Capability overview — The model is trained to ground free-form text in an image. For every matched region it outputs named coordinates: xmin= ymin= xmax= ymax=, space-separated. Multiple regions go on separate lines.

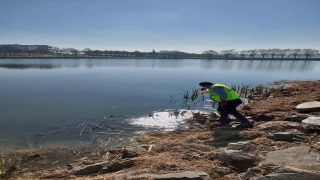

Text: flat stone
xmin=255 ymin=166 xmax=320 ymax=180
xmin=296 ymin=101 xmax=320 ymax=113
xmin=256 ymin=121 xmax=299 ymax=130
xmin=283 ymin=113 xmax=310 ymax=122
xmin=228 ymin=141 xmax=258 ymax=147
xmin=70 ymin=161 xmax=111 ymax=175
xmin=302 ymin=116 xmax=320 ymax=126
xmin=267 ymin=131 xmax=305 ymax=141
xmin=261 ymin=146 xmax=320 ymax=165
xmin=113 ymin=171 xmax=212 ymax=180
xmin=218 ymin=150 xmax=258 ymax=171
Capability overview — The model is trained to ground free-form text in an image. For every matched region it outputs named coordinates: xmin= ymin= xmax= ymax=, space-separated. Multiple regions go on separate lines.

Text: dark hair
xmin=199 ymin=81 xmax=213 ymax=87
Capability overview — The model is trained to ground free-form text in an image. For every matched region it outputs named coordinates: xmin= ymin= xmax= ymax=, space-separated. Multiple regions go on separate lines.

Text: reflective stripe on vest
xmin=208 ymin=83 xmax=239 ymax=102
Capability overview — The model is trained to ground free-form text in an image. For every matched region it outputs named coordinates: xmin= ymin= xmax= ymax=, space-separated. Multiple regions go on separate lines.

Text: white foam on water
xmin=129 ymin=109 xmax=196 ymax=131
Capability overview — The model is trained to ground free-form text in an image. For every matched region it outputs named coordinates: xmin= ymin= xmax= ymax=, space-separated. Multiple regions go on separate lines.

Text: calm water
xmin=1 ymin=59 xmax=320 ymax=151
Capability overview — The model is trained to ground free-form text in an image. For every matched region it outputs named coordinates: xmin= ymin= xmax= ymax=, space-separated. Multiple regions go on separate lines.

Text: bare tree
xmin=202 ymin=50 xmax=218 ymax=59
xmin=239 ymin=50 xmax=247 ymax=59
xmin=302 ymin=49 xmax=319 ymax=59
xmin=69 ymin=48 xmax=78 ymax=56
xmin=220 ymin=49 xmax=236 ymax=59
xmin=289 ymin=49 xmax=302 ymax=59
xmin=51 ymin=47 xmax=60 ymax=54
xmin=82 ymin=48 xmax=92 ymax=57
xmin=248 ymin=49 xmax=258 ymax=59
xmin=258 ymin=49 xmax=268 ymax=58
xmin=278 ymin=49 xmax=289 ymax=59
xmin=268 ymin=48 xmax=278 ymax=59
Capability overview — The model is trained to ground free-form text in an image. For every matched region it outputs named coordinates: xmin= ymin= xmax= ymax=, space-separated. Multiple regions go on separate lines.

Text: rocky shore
xmin=1 ymin=80 xmax=320 ymax=180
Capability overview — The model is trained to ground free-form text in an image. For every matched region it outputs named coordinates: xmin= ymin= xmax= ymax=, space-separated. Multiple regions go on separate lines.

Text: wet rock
xmin=113 ymin=171 xmax=212 ymax=180
xmin=296 ymin=101 xmax=320 ymax=113
xmin=218 ymin=150 xmax=258 ymax=171
xmin=189 ymin=123 xmax=206 ymax=129
xmin=255 ymin=166 xmax=320 ymax=180
xmin=261 ymin=146 xmax=320 ymax=166
xmin=196 ymin=118 xmax=207 ymax=124
xmin=267 ymin=131 xmax=306 ymax=142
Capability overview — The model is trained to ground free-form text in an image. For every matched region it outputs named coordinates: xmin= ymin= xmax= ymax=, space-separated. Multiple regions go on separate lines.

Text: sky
xmin=0 ymin=0 xmax=319 ymax=53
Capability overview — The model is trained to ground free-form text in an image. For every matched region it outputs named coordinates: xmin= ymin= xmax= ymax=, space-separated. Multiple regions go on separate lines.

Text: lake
xmin=1 ymin=59 xmax=320 ymax=151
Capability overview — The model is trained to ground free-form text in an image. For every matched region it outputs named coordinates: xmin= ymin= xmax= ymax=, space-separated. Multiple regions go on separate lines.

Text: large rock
xmin=218 ymin=150 xmax=258 ymax=171
xmin=113 ymin=171 xmax=212 ymax=180
xmin=296 ymin=101 xmax=320 ymax=113
xmin=71 ymin=159 xmax=136 ymax=175
xmin=255 ymin=166 xmax=320 ymax=180
xmin=302 ymin=116 xmax=320 ymax=126
xmin=261 ymin=146 xmax=320 ymax=165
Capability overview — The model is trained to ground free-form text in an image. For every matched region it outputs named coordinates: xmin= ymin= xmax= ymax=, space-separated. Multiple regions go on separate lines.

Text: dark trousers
xmin=217 ymin=98 xmax=250 ymax=124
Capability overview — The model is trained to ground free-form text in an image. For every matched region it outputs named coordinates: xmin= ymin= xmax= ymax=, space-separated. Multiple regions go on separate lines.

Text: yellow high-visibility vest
xmin=208 ymin=83 xmax=239 ymax=102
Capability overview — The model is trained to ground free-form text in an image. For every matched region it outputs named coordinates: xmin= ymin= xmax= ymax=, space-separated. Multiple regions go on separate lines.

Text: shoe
xmin=235 ymin=123 xmax=253 ymax=129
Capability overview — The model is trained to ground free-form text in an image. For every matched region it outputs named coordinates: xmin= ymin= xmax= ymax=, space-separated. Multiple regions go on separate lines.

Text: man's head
xmin=199 ymin=81 xmax=213 ymax=88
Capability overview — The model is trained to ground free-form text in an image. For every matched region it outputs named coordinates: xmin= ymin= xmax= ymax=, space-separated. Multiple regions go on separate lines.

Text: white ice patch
xmin=129 ymin=109 xmax=196 ymax=131
xmin=203 ymin=104 xmax=215 ymax=110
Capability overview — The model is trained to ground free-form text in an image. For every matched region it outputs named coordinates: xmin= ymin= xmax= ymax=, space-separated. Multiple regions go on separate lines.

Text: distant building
xmin=0 ymin=44 xmax=52 ymax=53
xmin=0 ymin=44 xmax=26 ymax=52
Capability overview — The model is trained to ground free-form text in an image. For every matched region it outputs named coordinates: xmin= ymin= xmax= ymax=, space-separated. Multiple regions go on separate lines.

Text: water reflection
xmin=0 ymin=64 xmax=59 ymax=69
xmin=200 ymin=59 xmax=316 ymax=72
xmin=0 ymin=59 xmax=318 ymax=72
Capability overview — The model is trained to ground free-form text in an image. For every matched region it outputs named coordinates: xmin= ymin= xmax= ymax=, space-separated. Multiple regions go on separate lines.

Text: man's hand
xmin=201 ymin=90 xmax=208 ymax=95
xmin=200 ymin=87 xmax=208 ymax=94
xmin=220 ymin=101 xmax=228 ymax=106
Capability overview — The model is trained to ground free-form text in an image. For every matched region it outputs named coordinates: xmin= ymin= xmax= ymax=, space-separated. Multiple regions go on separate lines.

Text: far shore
xmin=1 ymin=56 xmax=320 ymax=61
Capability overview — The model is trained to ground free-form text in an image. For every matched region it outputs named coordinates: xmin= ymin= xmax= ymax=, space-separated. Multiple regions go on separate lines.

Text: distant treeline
xmin=1 ymin=47 xmax=319 ymax=60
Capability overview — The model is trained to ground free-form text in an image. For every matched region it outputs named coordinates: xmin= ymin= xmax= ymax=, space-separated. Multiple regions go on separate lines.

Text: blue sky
xmin=0 ymin=0 xmax=319 ymax=53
